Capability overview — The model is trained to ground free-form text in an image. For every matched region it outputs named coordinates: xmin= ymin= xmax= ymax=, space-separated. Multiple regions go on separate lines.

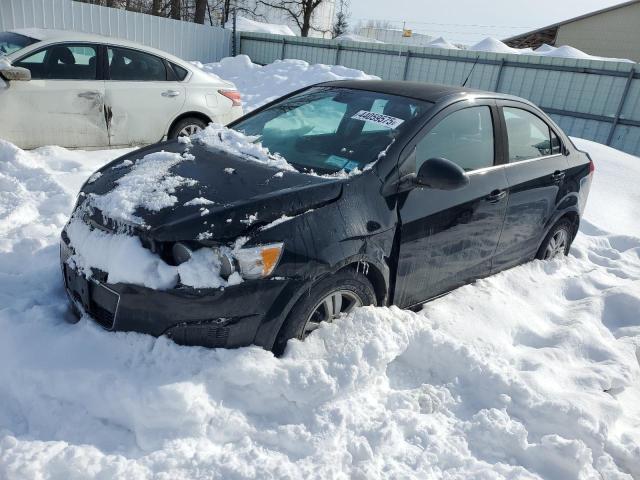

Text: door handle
xmin=551 ymin=170 xmax=566 ymax=182
xmin=162 ymin=90 xmax=181 ymax=97
xmin=78 ymin=91 xmax=101 ymax=99
xmin=485 ymin=189 xmax=507 ymax=203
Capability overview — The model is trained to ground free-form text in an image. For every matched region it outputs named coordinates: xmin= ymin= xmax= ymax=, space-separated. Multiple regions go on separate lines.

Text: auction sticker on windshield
xmin=351 ymin=110 xmax=405 ymax=129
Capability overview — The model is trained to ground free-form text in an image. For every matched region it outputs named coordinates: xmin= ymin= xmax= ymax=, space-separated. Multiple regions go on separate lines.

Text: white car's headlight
xmin=234 ymin=243 xmax=284 ymax=279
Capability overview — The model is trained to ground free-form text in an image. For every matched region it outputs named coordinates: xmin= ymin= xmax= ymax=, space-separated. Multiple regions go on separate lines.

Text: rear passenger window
xmin=504 ymin=107 xmax=559 ymax=162
xmin=171 ymin=63 xmax=189 ymax=81
xmin=108 ymin=47 xmax=167 ymax=81
xmin=15 ymin=44 xmax=97 ymax=80
xmin=416 ymin=106 xmax=494 ymax=172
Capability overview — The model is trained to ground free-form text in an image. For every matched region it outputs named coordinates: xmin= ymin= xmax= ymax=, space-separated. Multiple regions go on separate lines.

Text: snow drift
xmin=0 ymin=132 xmax=639 ymax=478
xmin=193 ymin=55 xmax=379 ymax=112
xmin=226 ymin=15 xmax=296 ymax=36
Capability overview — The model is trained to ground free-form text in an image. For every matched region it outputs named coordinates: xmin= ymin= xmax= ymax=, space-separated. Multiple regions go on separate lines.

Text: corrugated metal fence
xmin=0 ymin=0 xmax=232 ymax=63
xmin=240 ymin=32 xmax=640 ymax=157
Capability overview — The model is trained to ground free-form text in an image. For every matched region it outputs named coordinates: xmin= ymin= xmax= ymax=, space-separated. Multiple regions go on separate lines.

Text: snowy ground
xmin=1 ymin=58 xmax=640 ymax=479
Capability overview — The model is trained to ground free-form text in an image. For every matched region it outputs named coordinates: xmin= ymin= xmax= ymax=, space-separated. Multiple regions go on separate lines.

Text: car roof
xmin=8 ymin=28 xmax=188 ymax=65
xmin=318 ymin=79 xmax=529 ymax=105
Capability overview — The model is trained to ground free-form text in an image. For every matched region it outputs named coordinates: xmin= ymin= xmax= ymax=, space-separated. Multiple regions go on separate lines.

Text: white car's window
xmin=14 ymin=44 xmax=98 ymax=80
xmin=416 ymin=106 xmax=495 ymax=172
xmin=108 ymin=47 xmax=167 ymax=81
xmin=504 ymin=107 xmax=556 ymax=162
xmin=0 ymin=32 xmax=38 ymax=56
xmin=170 ymin=62 xmax=189 ymax=81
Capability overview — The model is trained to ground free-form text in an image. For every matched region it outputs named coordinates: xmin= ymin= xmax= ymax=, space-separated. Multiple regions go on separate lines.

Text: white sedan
xmin=0 ymin=29 xmax=243 ymax=149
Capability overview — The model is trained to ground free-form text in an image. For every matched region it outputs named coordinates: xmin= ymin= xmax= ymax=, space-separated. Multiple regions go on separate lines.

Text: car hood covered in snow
xmin=79 ymin=139 xmax=343 ymax=242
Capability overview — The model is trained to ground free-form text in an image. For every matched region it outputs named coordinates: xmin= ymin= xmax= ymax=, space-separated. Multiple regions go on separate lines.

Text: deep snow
xmin=226 ymin=15 xmax=296 ymax=37
xmin=0 ymin=56 xmax=639 ymax=478
xmin=192 ymin=55 xmax=379 ymax=112
xmin=0 ymin=135 xmax=638 ymax=479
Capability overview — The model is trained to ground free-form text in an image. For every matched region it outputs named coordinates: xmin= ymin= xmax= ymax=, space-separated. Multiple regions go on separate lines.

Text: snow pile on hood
xmin=88 ymin=150 xmax=197 ymax=226
xmin=191 ymin=123 xmax=297 ymax=171
xmin=226 ymin=15 xmax=296 ymax=36
xmin=193 ymin=55 xmax=379 ymax=112
xmin=0 ymin=133 xmax=639 ymax=478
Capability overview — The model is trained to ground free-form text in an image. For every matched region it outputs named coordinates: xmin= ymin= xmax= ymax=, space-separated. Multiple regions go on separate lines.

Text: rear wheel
xmin=274 ymin=269 xmax=376 ymax=355
xmin=536 ymin=219 xmax=574 ymax=260
xmin=168 ymin=117 xmax=207 ymax=139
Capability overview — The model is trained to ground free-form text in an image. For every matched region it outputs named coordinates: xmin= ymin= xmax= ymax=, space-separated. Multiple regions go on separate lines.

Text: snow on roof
xmin=466 ymin=36 xmax=634 ymax=62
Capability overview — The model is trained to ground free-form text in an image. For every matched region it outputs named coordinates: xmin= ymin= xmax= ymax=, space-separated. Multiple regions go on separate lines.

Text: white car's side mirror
xmin=0 ymin=66 xmax=31 ymax=81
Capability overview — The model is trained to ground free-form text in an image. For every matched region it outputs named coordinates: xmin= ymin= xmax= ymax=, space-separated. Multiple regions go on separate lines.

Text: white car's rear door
xmin=0 ymin=43 xmax=108 ymax=149
xmin=104 ymin=46 xmax=185 ymax=147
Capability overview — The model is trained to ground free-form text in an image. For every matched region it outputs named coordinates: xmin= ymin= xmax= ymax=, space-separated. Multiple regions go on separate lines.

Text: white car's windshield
xmin=0 ymin=32 xmax=38 ymax=56
xmin=233 ymin=87 xmax=433 ymax=174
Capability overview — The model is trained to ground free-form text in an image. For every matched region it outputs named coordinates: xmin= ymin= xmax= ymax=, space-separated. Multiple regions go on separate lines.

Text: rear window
xmin=108 ymin=46 xmax=167 ymax=81
xmin=171 ymin=63 xmax=189 ymax=81
xmin=0 ymin=32 xmax=38 ymax=56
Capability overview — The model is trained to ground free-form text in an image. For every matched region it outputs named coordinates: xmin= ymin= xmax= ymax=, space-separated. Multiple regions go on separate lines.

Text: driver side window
xmin=14 ymin=44 xmax=98 ymax=80
xmin=416 ymin=106 xmax=495 ymax=172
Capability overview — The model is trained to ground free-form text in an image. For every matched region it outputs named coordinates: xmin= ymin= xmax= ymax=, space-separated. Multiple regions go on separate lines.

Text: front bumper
xmin=60 ymin=235 xmax=294 ymax=349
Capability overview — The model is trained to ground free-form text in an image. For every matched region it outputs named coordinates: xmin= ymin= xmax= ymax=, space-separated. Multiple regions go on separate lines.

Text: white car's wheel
xmin=169 ymin=117 xmax=207 ymax=140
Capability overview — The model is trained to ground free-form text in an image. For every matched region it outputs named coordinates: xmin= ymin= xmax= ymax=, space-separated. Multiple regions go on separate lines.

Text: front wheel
xmin=536 ymin=219 xmax=574 ymax=260
xmin=274 ymin=269 xmax=376 ymax=355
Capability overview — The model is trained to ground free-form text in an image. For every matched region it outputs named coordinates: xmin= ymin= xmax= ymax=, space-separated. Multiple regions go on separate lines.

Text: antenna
xmin=461 ymin=55 xmax=480 ymax=87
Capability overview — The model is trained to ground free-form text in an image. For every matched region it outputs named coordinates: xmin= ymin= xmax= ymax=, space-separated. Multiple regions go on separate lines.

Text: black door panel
xmin=491 ymin=102 xmax=572 ymax=271
xmin=395 ymin=167 xmax=508 ymax=307
xmin=492 ymin=156 xmax=569 ymax=270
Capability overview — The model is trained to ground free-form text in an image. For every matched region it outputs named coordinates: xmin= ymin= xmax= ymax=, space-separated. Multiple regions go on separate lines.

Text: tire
xmin=168 ymin=117 xmax=207 ymax=139
xmin=273 ymin=269 xmax=376 ymax=355
xmin=536 ymin=218 xmax=574 ymax=260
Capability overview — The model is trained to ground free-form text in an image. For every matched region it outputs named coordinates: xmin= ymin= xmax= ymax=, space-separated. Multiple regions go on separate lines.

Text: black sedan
xmin=60 ymin=81 xmax=594 ymax=354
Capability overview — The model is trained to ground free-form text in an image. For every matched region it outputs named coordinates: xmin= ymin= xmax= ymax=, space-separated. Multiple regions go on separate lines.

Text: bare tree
xmin=73 ymin=0 xmax=257 ymax=26
xmin=170 ymin=0 xmax=181 ymax=19
xmin=151 ymin=0 xmax=162 ymax=16
xmin=194 ymin=0 xmax=207 ymax=23
xmin=256 ymin=0 xmax=327 ymax=37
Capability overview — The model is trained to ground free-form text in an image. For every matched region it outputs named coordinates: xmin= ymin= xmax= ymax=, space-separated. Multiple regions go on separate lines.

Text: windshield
xmin=232 ymin=87 xmax=433 ymax=174
xmin=0 ymin=32 xmax=38 ymax=56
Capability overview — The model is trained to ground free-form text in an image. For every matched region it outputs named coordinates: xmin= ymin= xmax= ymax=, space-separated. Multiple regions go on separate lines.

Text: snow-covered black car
xmin=60 ymin=81 xmax=593 ymax=354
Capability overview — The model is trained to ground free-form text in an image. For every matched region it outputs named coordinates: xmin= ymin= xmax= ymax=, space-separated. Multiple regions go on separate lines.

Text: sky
xmin=348 ymin=0 xmax=627 ymax=45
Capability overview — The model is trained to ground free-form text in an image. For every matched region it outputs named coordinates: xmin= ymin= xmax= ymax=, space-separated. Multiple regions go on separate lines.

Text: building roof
xmin=503 ymin=0 xmax=640 ymax=43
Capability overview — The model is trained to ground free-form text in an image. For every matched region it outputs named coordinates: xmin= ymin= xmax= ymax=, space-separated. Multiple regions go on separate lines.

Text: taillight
xmin=589 ymin=159 xmax=595 ymax=174
xmin=219 ymin=89 xmax=242 ymax=107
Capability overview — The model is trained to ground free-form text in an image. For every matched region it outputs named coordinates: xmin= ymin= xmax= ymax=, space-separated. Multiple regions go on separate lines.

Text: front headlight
xmin=172 ymin=241 xmax=283 ymax=280
xmin=234 ymin=243 xmax=284 ymax=279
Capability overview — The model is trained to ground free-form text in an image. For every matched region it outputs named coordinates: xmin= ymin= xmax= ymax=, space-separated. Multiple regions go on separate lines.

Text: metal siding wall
xmin=0 ymin=0 xmax=232 ymax=62
xmin=621 ymin=79 xmax=640 ymax=121
xmin=240 ymin=32 xmax=640 ymax=157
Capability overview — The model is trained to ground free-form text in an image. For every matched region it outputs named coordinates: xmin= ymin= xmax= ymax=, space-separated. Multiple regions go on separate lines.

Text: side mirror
xmin=415 ymin=157 xmax=469 ymax=190
xmin=0 ymin=66 xmax=31 ymax=81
